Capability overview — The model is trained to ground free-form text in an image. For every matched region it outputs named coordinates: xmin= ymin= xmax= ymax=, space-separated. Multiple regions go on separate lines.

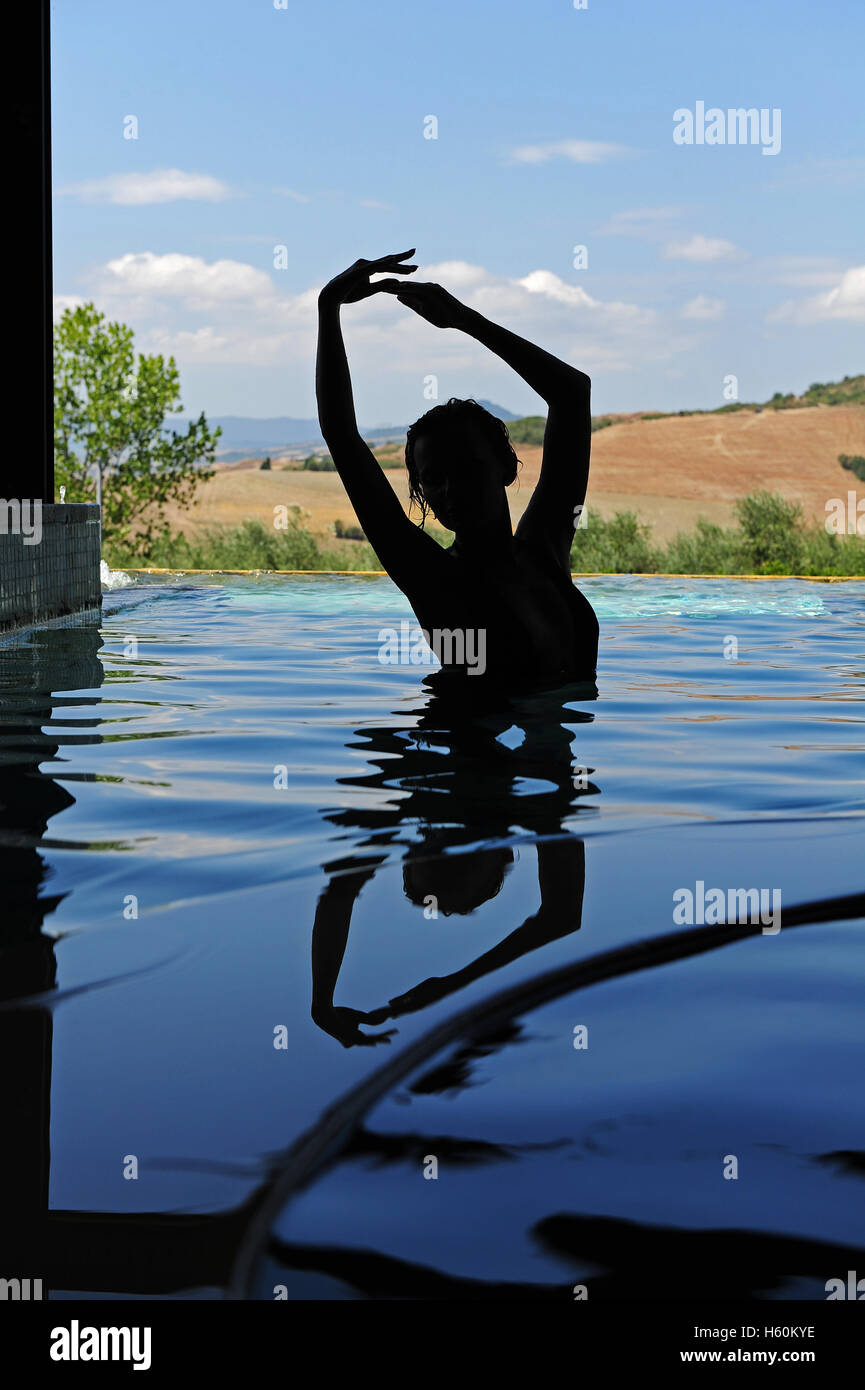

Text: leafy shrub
xmin=333 ymin=518 xmax=366 ymax=541
xmin=300 ymin=454 xmax=336 ymax=471
xmin=506 ymin=416 xmax=547 ymax=446
xmin=571 ymin=511 xmax=660 ymax=572
xmin=840 ymin=454 xmax=865 ymax=482
xmin=661 ymin=519 xmax=743 ymax=574
xmin=734 ymin=491 xmax=806 ymax=573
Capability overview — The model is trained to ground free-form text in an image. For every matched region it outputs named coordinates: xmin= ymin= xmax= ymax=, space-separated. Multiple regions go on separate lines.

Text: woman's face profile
xmin=413 ymin=419 xmax=507 ymax=530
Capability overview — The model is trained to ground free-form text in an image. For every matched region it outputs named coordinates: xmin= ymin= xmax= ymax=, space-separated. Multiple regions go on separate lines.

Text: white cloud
xmin=769 ymin=265 xmax=865 ymax=324
xmin=508 ymin=139 xmax=631 ymax=165
xmin=149 ymin=324 xmax=292 ymax=364
xmin=815 ymin=266 xmax=865 ymax=320
xmin=663 ymin=235 xmax=742 ymax=263
xmin=767 ymin=256 xmax=847 ymax=289
xmin=517 ymin=269 xmax=650 ymax=322
xmin=415 ymin=260 xmax=492 ymax=289
xmin=150 ymin=326 xmax=231 ymax=353
xmin=598 ymin=206 xmax=684 ymax=237
xmin=56 ymin=250 xmax=680 ymax=379
xmin=519 ymin=270 xmax=599 ymax=309
xmin=52 ymin=294 xmax=85 ymax=320
xmin=681 ymin=295 xmax=725 ymax=321
xmin=60 ymin=169 xmax=233 ymax=205
xmin=273 ymin=187 xmax=312 ymax=203
xmin=101 ymin=251 xmax=275 ymax=307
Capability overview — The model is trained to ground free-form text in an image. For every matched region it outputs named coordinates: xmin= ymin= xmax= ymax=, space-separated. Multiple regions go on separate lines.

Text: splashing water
xmin=100 ymin=558 xmax=134 ymax=589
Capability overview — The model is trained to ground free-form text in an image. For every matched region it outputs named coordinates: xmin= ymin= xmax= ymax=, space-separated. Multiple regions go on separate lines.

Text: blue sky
xmin=52 ymin=0 xmax=864 ymax=425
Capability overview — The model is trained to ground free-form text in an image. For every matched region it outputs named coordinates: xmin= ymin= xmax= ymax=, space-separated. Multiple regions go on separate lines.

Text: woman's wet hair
xmin=405 ymin=397 xmax=520 ymax=526
xmin=402 ymin=844 xmax=515 ymax=914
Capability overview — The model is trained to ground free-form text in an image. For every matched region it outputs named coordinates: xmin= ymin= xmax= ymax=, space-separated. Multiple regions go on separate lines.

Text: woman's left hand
xmin=380 ymin=279 xmax=469 ymax=330
xmin=318 ymin=249 xmax=418 ymax=308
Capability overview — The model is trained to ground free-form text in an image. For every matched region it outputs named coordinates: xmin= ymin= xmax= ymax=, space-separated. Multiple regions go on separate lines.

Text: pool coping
xmin=118 ymin=569 xmax=865 ymax=581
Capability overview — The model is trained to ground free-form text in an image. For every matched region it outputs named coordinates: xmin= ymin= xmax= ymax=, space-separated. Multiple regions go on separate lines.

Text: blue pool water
xmin=1 ymin=574 xmax=863 ymax=1299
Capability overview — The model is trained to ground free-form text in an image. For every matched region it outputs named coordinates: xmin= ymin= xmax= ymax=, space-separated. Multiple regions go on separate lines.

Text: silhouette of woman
xmin=316 ymin=249 xmax=599 ymax=688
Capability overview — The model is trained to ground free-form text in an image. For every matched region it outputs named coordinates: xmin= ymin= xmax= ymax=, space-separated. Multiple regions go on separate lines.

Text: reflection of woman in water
xmin=316 ymin=249 xmax=599 ymax=688
xmin=311 ymin=685 xmax=598 ymax=1046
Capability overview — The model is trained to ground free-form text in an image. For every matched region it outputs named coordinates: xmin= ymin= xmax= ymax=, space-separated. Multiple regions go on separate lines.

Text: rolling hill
xmin=157 ymin=392 xmax=864 ymax=546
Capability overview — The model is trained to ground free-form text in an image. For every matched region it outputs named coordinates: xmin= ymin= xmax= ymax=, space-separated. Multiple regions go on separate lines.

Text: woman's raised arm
xmin=386 ymin=278 xmax=591 ymax=567
xmin=315 ymin=252 xmax=441 ymax=583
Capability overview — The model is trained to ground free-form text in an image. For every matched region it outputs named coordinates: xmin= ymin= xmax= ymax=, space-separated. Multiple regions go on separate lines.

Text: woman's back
xmin=406 ymin=537 xmax=598 ymax=687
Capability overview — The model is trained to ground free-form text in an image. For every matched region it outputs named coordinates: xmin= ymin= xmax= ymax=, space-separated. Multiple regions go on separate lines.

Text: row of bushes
xmin=505 ymin=415 xmax=616 ymax=446
xmin=569 ymin=493 xmax=865 ymax=576
xmin=278 ymin=450 xmax=404 ymax=471
xmin=105 ymin=514 xmax=373 ymax=571
xmin=105 ymin=492 xmax=864 ymax=575
xmin=504 ymin=374 xmax=863 ymax=438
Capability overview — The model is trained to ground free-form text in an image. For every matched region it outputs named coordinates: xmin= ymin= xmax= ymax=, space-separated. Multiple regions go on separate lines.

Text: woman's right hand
xmin=318 ymin=249 xmax=418 ymax=308
xmin=311 ymin=1002 xmax=397 ymax=1048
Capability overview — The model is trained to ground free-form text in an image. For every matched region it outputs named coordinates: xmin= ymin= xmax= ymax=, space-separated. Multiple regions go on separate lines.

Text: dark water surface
xmin=1 ymin=575 xmax=863 ymax=1299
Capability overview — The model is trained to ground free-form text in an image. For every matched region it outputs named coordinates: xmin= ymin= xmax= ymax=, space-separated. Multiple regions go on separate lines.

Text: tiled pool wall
xmin=0 ymin=503 xmax=102 ymax=633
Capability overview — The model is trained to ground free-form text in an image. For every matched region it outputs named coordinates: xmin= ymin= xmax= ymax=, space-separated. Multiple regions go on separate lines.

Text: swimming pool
xmin=2 ymin=574 xmax=863 ymax=1298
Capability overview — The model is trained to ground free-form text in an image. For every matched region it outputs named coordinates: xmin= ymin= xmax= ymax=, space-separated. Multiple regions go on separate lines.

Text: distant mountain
xmin=183 ymin=415 xmax=322 ymax=452
xmin=177 ymin=400 xmax=519 ymax=458
xmin=476 ymin=399 xmax=520 ymax=420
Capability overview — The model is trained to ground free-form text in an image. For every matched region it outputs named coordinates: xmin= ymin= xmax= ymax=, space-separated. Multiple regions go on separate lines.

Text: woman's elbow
xmin=550 ymin=370 xmax=590 ymax=405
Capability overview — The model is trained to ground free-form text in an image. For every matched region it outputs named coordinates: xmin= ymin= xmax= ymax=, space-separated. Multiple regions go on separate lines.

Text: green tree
xmin=54 ymin=302 xmax=220 ymax=558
